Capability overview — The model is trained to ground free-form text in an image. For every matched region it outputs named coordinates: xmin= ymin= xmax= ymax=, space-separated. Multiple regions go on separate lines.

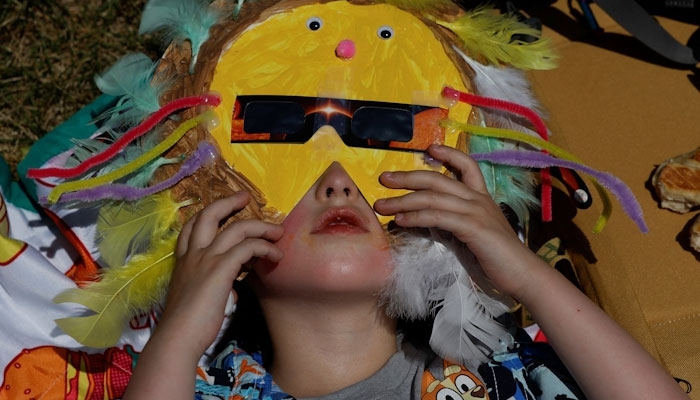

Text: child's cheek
xmin=253 ymin=228 xmax=394 ymax=297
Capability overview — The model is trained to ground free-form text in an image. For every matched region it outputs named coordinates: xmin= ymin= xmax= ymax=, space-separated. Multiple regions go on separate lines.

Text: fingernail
xmin=424 ymin=155 xmax=443 ymax=167
xmin=395 ymin=213 xmax=404 ymax=222
xmin=374 ymin=199 xmax=385 ymax=206
xmin=381 ymin=172 xmax=396 ymax=182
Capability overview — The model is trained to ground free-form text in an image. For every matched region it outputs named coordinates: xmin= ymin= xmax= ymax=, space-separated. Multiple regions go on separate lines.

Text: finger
xmin=209 ymin=220 xmax=284 ymax=255
xmin=189 ymin=192 xmax=250 ymax=250
xmin=393 ymin=208 xmax=480 ymax=239
xmin=427 ymin=144 xmax=489 ymax=194
xmin=177 ymin=214 xmax=197 ymax=257
xmin=216 ymin=238 xmax=284 ymax=281
xmin=379 ymin=170 xmax=476 ymax=200
xmin=374 ymin=190 xmax=475 ymax=216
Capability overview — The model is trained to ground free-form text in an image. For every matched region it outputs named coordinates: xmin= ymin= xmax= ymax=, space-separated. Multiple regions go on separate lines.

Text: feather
xmin=455 ymin=47 xmax=543 ymax=114
xmin=453 ymin=47 xmax=547 ymax=141
xmin=139 ymin=0 xmax=225 ymax=74
xmin=95 ymin=191 xmax=191 ymax=268
xmin=469 ymin=132 xmax=538 ymax=224
xmin=429 ymin=269 xmax=510 ymax=369
xmin=93 ymin=53 xmax=170 ymax=132
xmin=54 ymin=234 xmax=178 ymax=348
xmin=383 ymin=232 xmax=454 ymax=319
xmin=233 ymin=0 xmax=245 ymax=18
xmin=57 ymin=142 xmax=218 ymax=203
xmin=383 ymin=229 xmax=510 ymax=368
xmin=435 ymin=7 xmax=558 ymax=70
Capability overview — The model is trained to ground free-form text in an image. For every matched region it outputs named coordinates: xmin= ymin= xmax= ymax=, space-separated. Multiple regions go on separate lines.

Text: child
xmin=7 ymin=0 xmax=687 ymax=398
xmin=122 ymin=145 xmax=687 ymax=399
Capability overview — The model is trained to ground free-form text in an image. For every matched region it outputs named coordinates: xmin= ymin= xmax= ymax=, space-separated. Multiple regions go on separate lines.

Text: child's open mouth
xmin=310 ymin=207 xmax=369 ymax=235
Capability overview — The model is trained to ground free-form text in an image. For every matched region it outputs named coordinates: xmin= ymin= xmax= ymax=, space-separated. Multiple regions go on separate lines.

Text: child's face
xmin=253 ymin=162 xmax=393 ymax=299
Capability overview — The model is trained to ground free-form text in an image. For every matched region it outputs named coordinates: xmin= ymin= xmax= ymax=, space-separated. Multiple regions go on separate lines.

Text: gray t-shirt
xmin=302 ymin=342 xmax=429 ymax=400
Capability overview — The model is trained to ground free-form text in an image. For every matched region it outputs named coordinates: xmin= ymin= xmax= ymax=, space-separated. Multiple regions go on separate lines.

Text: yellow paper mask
xmin=208 ymin=1 xmax=472 ymax=223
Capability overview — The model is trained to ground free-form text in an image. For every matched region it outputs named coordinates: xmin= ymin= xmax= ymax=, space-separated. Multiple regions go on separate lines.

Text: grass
xmin=0 ymin=0 xmax=160 ymax=176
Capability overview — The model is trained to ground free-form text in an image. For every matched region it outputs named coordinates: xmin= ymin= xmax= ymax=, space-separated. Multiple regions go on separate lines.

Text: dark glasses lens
xmin=351 ymin=107 xmax=413 ymax=142
xmin=243 ymin=101 xmax=305 ymax=135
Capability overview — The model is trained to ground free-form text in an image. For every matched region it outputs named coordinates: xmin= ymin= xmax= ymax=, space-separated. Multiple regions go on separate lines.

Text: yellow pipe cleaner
xmin=444 ymin=120 xmax=612 ymax=233
xmin=47 ymin=111 xmax=216 ymax=204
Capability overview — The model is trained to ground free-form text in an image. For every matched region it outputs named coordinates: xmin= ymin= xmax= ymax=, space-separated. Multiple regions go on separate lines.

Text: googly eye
xmin=377 ymin=25 xmax=394 ymax=39
xmin=306 ymin=17 xmax=323 ymax=31
xmin=436 ymin=388 xmax=462 ymax=400
xmin=454 ymin=375 xmax=477 ymax=394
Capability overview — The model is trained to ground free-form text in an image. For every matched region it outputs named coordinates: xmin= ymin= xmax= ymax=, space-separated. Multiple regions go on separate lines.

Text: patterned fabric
xmin=0 ymin=96 xmax=153 ymax=400
xmin=196 ymin=335 xmax=583 ymax=400
xmin=196 ymin=343 xmax=292 ymax=400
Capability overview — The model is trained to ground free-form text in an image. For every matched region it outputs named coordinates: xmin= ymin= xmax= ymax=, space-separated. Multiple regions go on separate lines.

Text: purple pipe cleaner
xmin=470 ymin=150 xmax=648 ymax=233
xmin=55 ymin=142 xmax=219 ymax=203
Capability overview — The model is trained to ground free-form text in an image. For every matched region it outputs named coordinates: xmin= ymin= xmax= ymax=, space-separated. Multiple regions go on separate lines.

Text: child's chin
xmin=256 ymin=257 xmax=393 ymax=300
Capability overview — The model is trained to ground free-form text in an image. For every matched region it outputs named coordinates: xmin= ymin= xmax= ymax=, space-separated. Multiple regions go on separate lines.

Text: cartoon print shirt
xmin=194 ymin=331 xmax=584 ymax=400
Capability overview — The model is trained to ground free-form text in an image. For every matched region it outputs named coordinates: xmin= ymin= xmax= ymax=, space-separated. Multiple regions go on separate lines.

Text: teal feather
xmin=93 ymin=53 xmax=170 ymax=132
xmin=469 ymin=135 xmax=538 ymax=223
xmin=234 ymin=0 xmax=246 ymax=18
xmin=139 ymin=0 xmax=225 ymax=74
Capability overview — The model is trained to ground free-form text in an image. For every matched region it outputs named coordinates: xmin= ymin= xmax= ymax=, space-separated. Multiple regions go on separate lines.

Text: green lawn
xmin=0 ymin=0 xmax=159 ymax=176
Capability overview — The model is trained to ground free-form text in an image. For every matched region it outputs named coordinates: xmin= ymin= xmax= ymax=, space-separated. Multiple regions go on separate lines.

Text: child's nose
xmin=335 ymin=39 xmax=356 ymax=60
xmin=315 ymin=162 xmax=360 ymax=202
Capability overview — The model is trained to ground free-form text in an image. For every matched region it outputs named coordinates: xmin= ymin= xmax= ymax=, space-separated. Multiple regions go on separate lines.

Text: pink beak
xmin=335 ymin=39 xmax=356 ymax=60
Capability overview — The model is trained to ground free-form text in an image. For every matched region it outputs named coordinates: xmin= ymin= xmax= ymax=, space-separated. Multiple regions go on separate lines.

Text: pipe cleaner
xmin=55 ymin=142 xmax=218 ymax=203
xmin=46 ymin=111 xmax=217 ymax=204
xmin=444 ymin=120 xmax=613 ymax=233
xmin=28 ymin=93 xmax=221 ymax=180
xmin=470 ymin=150 xmax=647 ymax=233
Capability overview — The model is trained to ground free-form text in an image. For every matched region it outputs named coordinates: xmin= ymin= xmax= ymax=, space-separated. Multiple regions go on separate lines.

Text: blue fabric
xmin=195 ymin=341 xmax=292 ymax=400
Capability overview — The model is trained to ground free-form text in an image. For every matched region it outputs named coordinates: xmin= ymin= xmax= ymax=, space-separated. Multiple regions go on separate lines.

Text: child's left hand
xmin=373 ymin=144 xmax=541 ymax=299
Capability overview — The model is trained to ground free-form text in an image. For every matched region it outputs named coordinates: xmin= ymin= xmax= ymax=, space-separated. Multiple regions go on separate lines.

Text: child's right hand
xmin=157 ymin=192 xmax=284 ymax=360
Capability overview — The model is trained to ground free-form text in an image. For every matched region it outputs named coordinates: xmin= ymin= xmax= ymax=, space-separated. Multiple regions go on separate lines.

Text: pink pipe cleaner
xmin=52 ymin=142 xmax=218 ymax=203
xmin=470 ymin=150 xmax=648 ymax=233
xmin=27 ymin=93 xmax=221 ymax=180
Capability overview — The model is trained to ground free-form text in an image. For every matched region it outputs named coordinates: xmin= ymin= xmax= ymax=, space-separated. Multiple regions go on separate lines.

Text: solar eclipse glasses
xmin=230 ymin=95 xmax=448 ymax=152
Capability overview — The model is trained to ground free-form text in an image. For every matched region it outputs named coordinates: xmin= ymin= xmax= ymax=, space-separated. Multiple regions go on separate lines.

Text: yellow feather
xmin=434 ymin=7 xmax=558 ymax=70
xmin=96 ymin=191 xmax=192 ymax=268
xmin=54 ymin=234 xmax=177 ymax=348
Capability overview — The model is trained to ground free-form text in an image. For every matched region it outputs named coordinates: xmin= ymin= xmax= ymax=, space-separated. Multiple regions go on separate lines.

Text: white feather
xmin=455 ymin=46 xmax=541 ymax=111
xmin=454 ymin=46 xmax=552 ymax=141
xmin=382 ymin=229 xmax=510 ymax=368
xmin=429 ymin=268 xmax=510 ymax=369
xmin=383 ymin=233 xmax=451 ymax=319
